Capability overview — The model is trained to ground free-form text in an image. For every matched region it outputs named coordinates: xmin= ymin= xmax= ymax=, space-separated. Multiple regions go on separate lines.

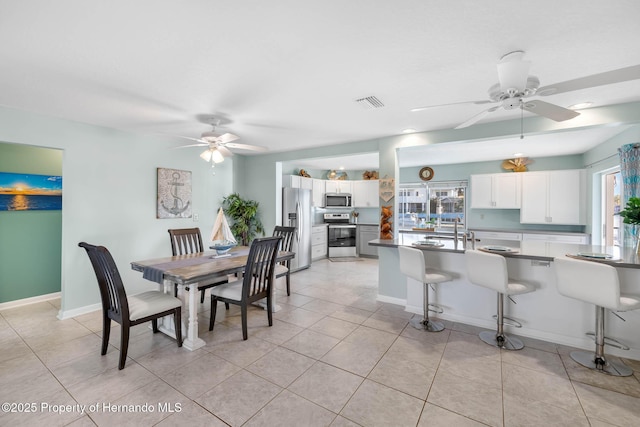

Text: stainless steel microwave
xmin=324 ymin=193 xmax=352 ymax=207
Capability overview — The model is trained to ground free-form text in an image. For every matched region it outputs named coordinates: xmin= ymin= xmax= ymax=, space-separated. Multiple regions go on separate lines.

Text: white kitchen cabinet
xmin=312 ymin=178 xmax=325 ymax=207
xmin=326 ymin=180 xmax=352 ymax=193
xmin=357 ymin=225 xmax=379 ymax=257
xmin=522 ymin=233 xmax=590 ymax=244
xmin=352 ymin=180 xmax=379 ymax=207
xmin=520 ymin=169 xmax=586 ymax=225
xmin=285 ymin=175 xmax=313 ymax=190
xmin=470 ymin=173 xmax=521 ymax=209
xmin=311 ymin=225 xmax=328 ymax=260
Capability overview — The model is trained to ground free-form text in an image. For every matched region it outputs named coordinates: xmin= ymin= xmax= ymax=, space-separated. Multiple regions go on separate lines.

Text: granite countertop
xmin=369 ymin=239 xmax=640 ymax=269
xmin=469 ymin=227 xmax=590 ymax=237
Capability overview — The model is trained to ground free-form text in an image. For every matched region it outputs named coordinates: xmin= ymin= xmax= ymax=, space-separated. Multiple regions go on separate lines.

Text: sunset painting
xmin=0 ymin=172 xmax=62 ymax=211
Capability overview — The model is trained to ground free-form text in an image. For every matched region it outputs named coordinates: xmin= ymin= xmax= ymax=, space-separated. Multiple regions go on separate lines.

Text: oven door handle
xmin=328 ymin=225 xmax=356 ymax=228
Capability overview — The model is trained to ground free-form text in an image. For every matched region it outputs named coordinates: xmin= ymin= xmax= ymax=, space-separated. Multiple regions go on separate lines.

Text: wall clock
xmin=419 ymin=166 xmax=434 ymax=181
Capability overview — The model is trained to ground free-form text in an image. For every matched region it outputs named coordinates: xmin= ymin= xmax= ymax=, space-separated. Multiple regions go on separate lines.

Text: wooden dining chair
xmin=272 ymin=226 xmax=296 ymax=295
xmin=78 ymin=242 xmax=183 ymax=370
xmin=168 ymin=227 xmax=229 ymax=306
xmin=209 ymin=236 xmax=282 ymax=340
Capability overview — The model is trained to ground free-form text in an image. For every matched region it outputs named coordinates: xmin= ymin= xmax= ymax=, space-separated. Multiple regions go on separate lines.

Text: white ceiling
xmin=1 ymin=1 xmax=639 ymax=167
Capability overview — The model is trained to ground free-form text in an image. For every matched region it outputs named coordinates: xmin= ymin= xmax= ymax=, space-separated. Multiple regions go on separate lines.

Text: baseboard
xmin=376 ymin=294 xmax=406 ymax=306
xmin=0 ymin=292 xmax=60 ymax=311
xmin=57 ymin=302 xmax=101 ymax=320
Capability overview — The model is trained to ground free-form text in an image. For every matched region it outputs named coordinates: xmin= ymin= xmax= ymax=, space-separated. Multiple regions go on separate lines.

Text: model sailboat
xmin=210 ymin=207 xmax=237 ymax=244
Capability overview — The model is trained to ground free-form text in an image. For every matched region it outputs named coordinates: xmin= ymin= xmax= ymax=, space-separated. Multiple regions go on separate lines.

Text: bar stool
xmin=465 ymin=249 xmax=535 ymax=350
xmin=554 ymin=256 xmax=640 ymax=376
xmin=399 ymin=246 xmax=452 ymax=332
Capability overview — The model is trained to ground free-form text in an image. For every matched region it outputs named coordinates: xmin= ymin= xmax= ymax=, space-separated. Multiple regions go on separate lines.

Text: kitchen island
xmin=370 ymin=238 xmax=640 ymax=360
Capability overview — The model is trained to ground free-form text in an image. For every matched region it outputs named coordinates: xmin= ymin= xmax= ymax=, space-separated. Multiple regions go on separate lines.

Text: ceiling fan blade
xmin=217 ymin=146 xmax=234 ymax=157
xmin=224 ymin=142 xmax=268 ymax=152
xmin=538 ymin=64 xmax=640 ymax=96
xmin=522 ymin=100 xmax=580 ymax=122
xmin=411 ymin=99 xmax=492 ymax=112
xmin=454 ymin=106 xmax=500 ymax=129
xmin=216 ymin=132 xmax=240 ymax=144
xmin=174 ymin=142 xmax=208 ymax=148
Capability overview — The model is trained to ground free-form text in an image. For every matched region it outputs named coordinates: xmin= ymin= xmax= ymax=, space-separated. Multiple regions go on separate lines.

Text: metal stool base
xmin=570 ymin=351 xmax=633 ymax=377
xmin=479 ymin=330 xmax=524 ymax=350
xmin=410 ymin=317 xmax=445 ymax=332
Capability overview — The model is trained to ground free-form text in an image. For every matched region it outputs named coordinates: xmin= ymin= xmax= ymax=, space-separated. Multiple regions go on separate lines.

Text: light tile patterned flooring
xmin=1 ymin=258 xmax=640 ymax=426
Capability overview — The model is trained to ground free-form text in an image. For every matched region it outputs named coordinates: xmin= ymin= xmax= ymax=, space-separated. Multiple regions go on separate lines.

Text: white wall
xmin=0 ymin=106 xmax=234 ymax=318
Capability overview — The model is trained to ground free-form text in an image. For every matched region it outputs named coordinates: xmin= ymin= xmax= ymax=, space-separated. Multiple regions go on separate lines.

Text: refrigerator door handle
xmin=295 ymin=202 xmax=301 ymax=241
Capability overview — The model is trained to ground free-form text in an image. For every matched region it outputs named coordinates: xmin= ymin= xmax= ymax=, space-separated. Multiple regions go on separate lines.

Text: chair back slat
xmin=78 ymin=242 xmax=129 ymax=323
xmin=243 ymin=236 xmax=281 ymax=302
xmin=168 ymin=228 xmax=205 ymax=255
xmin=272 ymin=226 xmax=295 ymax=266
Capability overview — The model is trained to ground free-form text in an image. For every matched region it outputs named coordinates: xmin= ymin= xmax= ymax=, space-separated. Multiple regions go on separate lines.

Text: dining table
xmin=131 ymin=246 xmax=295 ymax=351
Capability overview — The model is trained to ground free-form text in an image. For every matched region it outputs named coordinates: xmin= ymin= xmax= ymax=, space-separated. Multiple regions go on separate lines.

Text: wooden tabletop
xmin=131 ymin=246 xmax=295 ymax=285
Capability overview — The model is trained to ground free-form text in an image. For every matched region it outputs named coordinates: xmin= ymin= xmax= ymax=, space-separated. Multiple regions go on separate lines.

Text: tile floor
xmin=1 ymin=258 xmax=640 ymax=426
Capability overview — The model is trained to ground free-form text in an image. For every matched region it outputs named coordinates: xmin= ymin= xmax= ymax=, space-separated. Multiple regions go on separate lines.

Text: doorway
xmin=602 ymin=168 xmax=621 ymax=246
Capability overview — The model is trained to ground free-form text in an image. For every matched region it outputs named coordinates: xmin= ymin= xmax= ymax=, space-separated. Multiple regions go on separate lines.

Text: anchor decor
xmin=157 ymin=168 xmax=192 ymax=219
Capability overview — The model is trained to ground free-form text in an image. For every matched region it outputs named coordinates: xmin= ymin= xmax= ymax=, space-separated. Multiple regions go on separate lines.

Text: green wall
xmin=0 ymin=143 xmax=63 ymax=303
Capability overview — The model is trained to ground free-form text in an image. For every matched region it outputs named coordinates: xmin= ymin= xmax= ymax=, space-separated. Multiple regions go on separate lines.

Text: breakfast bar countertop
xmin=369 ymin=238 xmax=640 ymax=269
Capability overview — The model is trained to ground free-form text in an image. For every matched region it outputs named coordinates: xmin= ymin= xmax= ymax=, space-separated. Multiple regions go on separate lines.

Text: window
xmin=398 ymin=181 xmax=467 ymax=230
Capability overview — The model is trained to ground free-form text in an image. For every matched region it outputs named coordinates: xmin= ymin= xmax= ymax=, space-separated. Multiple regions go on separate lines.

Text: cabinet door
xmin=312 ymin=179 xmax=325 ymax=207
xmin=325 ymin=181 xmax=339 ymax=193
xmin=300 ymin=176 xmax=313 ymax=190
xmin=520 ymin=172 xmax=548 ymax=223
xmin=337 ymin=180 xmax=352 ymax=194
xmin=352 ymin=180 xmax=379 ymax=207
xmin=494 ymin=174 xmax=521 ymax=208
xmin=470 ymin=174 xmax=494 ymax=208
xmin=286 ymin=175 xmax=301 ymax=188
xmin=548 ymin=169 xmax=585 ymax=224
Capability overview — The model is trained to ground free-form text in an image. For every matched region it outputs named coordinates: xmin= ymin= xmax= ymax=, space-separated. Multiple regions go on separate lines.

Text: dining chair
xmin=168 ymin=227 xmax=229 ymax=306
xmin=272 ymin=226 xmax=296 ymax=295
xmin=78 ymin=242 xmax=183 ymax=370
xmin=209 ymin=236 xmax=282 ymax=340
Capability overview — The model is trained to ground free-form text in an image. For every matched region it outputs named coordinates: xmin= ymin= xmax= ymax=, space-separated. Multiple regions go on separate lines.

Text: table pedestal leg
xmin=156 ymin=281 xmax=205 ymax=351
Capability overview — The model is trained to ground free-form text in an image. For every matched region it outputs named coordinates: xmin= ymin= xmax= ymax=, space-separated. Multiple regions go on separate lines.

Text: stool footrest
xmin=428 ymin=303 xmax=444 ymax=314
xmin=585 ymin=332 xmax=630 ymax=351
xmin=492 ymin=314 xmax=523 ymax=328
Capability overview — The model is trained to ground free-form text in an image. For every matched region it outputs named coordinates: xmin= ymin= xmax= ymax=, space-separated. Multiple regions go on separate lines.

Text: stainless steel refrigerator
xmin=282 ymin=187 xmax=312 ymax=272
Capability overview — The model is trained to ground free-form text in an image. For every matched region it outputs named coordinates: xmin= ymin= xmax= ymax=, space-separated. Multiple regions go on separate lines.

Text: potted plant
xmin=222 ymin=193 xmax=265 ymax=246
xmin=618 ymin=196 xmax=640 ymax=253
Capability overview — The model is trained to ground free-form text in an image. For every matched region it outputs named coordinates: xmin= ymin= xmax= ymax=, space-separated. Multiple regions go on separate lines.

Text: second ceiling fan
xmin=412 ymin=51 xmax=640 ymax=129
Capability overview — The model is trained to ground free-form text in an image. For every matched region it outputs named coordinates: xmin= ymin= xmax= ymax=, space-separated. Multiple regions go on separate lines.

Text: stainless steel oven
xmin=325 ymin=213 xmax=357 ymax=257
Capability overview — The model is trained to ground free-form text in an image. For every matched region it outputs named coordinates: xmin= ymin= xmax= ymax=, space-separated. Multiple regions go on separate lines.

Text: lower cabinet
xmin=312 ymin=225 xmax=327 ymax=260
xmin=357 ymin=225 xmax=379 ymax=257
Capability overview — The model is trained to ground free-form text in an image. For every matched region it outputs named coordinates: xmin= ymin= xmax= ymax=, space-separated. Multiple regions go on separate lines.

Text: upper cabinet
xmin=285 ymin=175 xmax=313 ymax=190
xmin=470 ymin=173 xmax=521 ymax=209
xmin=325 ymin=180 xmax=352 ymax=194
xmin=312 ymin=178 xmax=325 ymax=207
xmin=520 ymin=169 xmax=586 ymax=225
xmin=352 ymin=180 xmax=379 ymax=208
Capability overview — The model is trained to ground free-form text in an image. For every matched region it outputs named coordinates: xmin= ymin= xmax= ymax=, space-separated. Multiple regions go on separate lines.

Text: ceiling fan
xmin=176 ymin=118 xmax=267 ymax=163
xmin=412 ymin=51 xmax=640 ymax=130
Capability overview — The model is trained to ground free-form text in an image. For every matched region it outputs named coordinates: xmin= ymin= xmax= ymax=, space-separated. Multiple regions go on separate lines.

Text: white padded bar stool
xmin=554 ymin=256 xmax=640 ymax=376
xmin=465 ymin=249 xmax=535 ymax=350
xmin=399 ymin=246 xmax=452 ymax=332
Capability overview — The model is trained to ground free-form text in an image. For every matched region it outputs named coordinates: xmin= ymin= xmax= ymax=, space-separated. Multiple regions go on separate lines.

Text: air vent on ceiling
xmin=355 ymin=95 xmax=384 ymax=109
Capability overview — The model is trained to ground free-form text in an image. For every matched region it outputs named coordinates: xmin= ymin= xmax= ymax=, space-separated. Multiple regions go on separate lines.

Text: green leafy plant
xmin=222 ymin=193 xmax=265 ymax=246
xmin=619 ymin=197 xmax=640 ymax=225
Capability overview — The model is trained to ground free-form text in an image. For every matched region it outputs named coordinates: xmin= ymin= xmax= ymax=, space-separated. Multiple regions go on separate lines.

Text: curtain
xmin=618 ymin=143 xmax=640 ymax=246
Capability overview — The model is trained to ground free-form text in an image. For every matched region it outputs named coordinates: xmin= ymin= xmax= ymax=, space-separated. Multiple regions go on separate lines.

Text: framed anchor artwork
xmin=157 ymin=167 xmax=192 ymax=219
